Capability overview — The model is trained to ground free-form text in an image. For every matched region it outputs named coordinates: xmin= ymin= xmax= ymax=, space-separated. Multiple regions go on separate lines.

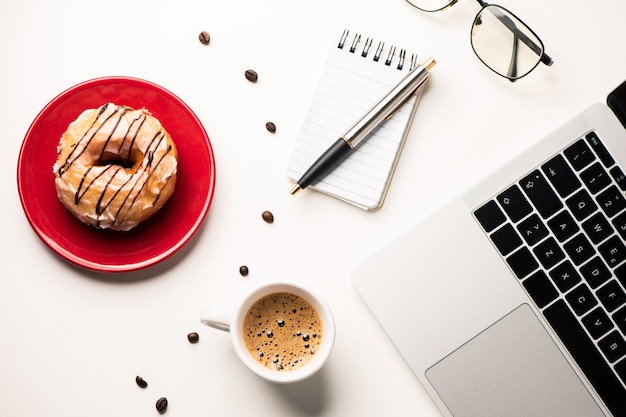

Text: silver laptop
xmin=352 ymin=83 xmax=626 ymax=417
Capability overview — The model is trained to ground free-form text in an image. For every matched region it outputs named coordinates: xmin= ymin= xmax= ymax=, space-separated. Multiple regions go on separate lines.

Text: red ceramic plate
xmin=17 ymin=77 xmax=216 ymax=272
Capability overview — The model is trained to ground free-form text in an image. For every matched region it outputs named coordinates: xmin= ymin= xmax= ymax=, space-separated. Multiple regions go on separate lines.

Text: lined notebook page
xmin=286 ymin=32 xmax=421 ymax=210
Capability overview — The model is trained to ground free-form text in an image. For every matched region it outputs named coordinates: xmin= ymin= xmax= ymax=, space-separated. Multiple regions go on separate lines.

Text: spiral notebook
xmin=286 ymin=29 xmax=423 ymax=210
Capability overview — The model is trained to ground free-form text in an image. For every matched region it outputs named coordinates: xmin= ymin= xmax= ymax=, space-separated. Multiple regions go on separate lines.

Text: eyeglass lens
xmin=471 ymin=5 xmax=544 ymax=80
xmin=405 ymin=0 xmax=548 ymax=80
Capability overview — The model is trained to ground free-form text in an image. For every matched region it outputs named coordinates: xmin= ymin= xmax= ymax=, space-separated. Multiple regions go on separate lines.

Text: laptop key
xmin=517 ymin=214 xmax=549 ymax=246
xmin=520 ymin=170 xmax=563 ymax=219
xmin=549 ymin=261 xmax=582 ymax=293
xmin=614 ymin=306 xmax=626 ymax=334
xmin=617 ymin=358 xmax=626 ymax=385
xmin=599 ymin=330 xmax=626 ymax=363
xmin=566 ymin=284 xmax=598 ymax=316
xmin=522 ymin=270 xmax=558 ymax=308
xmin=564 ymin=139 xmax=595 ymax=171
xmin=541 ymin=154 xmax=581 ymax=198
xmin=613 ymin=211 xmax=626 ymax=240
xmin=580 ymin=257 xmax=611 ymax=289
xmin=564 ymin=233 xmax=596 ymax=266
xmin=598 ymin=235 xmax=626 ymax=267
xmin=547 ymin=210 xmax=579 ymax=242
xmin=597 ymin=185 xmax=626 ymax=218
xmin=617 ymin=263 xmax=626 ymax=287
xmin=506 ymin=247 xmax=539 ymax=279
xmin=581 ymin=307 xmax=614 ymax=339
xmin=610 ymin=166 xmax=626 ymax=191
xmin=566 ymin=189 xmax=597 ymax=221
xmin=597 ymin=280 xmax=626 ymax=312
xmin=581 ymin=162 xmax=611 ymax=194
xmin=543 ymin=300 xmax=626 ymax=417
xmin=490 ymin=224 xmax=522 ymax=256
xmin=533 ymin=237 xmax=565 ymax=269
xmin=582 ymin=212 xmax=613 ymax=244
xmin=497 ymin=185 xmax=532 ymax=223
xmin=474 ymin=200 xmax=506 ymax=233
xmin=585 ymin=131 xmax=615 ymax=167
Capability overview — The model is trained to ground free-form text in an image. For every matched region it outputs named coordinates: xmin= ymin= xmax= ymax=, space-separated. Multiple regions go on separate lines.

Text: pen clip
xmin=384 ymin=82 xmax=426 ymax=121
xmin=384 ymin=56 xmax=435 ymax=121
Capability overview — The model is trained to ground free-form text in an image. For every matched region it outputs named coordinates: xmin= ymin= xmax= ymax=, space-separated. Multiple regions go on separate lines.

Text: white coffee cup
xmin=200 ymin=282 xmax=335 ymax=384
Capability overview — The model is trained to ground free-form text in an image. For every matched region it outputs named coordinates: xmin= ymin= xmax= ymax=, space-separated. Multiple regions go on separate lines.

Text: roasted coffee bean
xmin=198 ymin=31 xmax=211 ymax=45
xmin=265 ymin=122 xmax=276 ymax=133
xmin=187 ymin=332 xmax=199 ymax=343
xmin=261 ymin=210 xmax=274 ymax=223
xmin=156 ymin=397 xmax=168 ymax=414
xmin=245 ymin=69 xmax=258 ymax=83
xmin=239 ymin=265 xmax=249 ymax=276
xmin=135 ymin=375 xmax=148 ymax=389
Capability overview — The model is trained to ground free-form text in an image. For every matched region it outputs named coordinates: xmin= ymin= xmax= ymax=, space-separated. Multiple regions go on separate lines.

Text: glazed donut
xmin=53 ymin=103 xmax=178 ymax=231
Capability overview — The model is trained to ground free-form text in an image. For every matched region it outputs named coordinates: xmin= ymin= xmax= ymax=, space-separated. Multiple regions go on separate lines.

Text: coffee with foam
xmin=242 ymin=292 xmax=323 ymax=371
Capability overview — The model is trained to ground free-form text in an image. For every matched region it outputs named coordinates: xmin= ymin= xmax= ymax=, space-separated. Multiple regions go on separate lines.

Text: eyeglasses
xmin=405 ymin=0 xmax=553 ymax=81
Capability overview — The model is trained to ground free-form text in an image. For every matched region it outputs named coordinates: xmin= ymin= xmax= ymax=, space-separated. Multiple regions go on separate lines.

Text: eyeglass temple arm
xmin=507 ymin=36 xmax=519 ymax=81
xmin=478 ymin=1 xmax=553 ymax=67
xmin=507 ymin=33 xmax=553 ymax=83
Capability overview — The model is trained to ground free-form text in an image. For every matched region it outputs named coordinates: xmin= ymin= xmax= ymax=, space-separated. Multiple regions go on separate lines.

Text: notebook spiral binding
xmin=337 ymin=29 xmax=417 ymax=71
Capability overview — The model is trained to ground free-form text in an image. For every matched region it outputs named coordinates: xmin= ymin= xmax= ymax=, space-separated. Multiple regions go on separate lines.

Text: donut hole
xmin=99 ymin=150 xmax=144 ymax=173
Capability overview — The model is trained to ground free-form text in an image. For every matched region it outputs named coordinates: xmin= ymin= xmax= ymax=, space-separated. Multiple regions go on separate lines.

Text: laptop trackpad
xmin=425 ymin=304 xmax=605 ymax=417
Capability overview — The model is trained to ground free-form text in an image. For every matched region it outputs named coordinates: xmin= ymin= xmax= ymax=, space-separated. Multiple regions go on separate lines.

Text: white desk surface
xmin=2 ymin=0 xmax=626 ymax=415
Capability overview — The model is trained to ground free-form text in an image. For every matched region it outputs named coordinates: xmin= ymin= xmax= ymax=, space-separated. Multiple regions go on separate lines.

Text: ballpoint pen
xmin=290 ymin=56 xmax=436 ymax=195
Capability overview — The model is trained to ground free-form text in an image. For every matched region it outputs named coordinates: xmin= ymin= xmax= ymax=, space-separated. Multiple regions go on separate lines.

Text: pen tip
xmin=290 ymin=184 xmax=302 ymax=195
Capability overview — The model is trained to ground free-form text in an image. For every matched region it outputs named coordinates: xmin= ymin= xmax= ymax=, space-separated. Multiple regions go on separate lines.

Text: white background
xmin=2 ymin=0 xmax=626 ymax=415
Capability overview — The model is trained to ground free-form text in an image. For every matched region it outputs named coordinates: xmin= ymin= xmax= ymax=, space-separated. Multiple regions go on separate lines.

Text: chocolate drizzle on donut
xmin=57 ymin=103 xmax=120 ymax=177
xmin=104 ymin=133 xmax=172 ymax=228
xmin=54 ymin=103 xmax=177 ymax=230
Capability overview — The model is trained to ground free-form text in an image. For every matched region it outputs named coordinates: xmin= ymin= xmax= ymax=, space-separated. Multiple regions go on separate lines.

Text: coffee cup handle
xmin=200 ymin=306 xmax=231 ymax=332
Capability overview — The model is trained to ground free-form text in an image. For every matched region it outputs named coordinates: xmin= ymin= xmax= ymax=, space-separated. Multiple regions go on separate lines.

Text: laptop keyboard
xmin=474 ymin=131 xmax=626 ymax=416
